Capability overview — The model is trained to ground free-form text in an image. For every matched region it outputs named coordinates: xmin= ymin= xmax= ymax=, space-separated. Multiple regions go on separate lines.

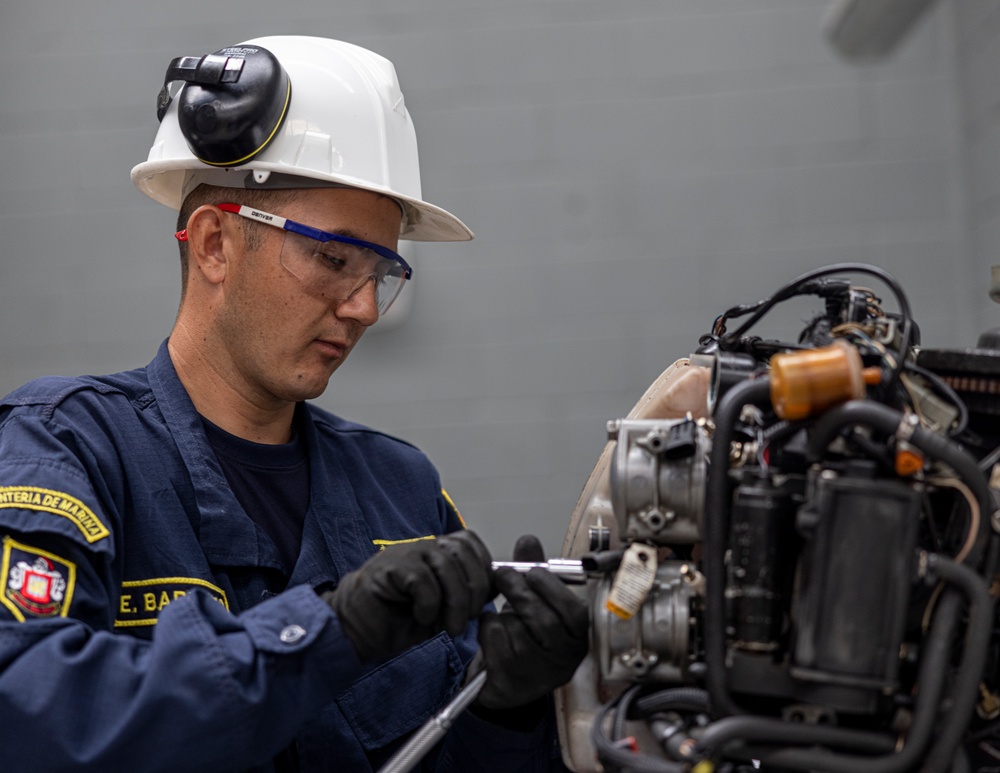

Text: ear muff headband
xmin=156 ymin=45 xmax=291 ymax=168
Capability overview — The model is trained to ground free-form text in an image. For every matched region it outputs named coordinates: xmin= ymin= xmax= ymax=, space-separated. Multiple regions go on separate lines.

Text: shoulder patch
xmin=0 ymin=486 xmax=109 ymax=543
xmin=0 ymin=536 xmax=76 ymax=621
xmin=115 ymin=577 xmax=229 ymax=628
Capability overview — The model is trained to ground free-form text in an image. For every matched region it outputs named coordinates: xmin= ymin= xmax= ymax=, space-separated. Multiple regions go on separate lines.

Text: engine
xmin=556 ymin=263 xmax=1000 ymax=773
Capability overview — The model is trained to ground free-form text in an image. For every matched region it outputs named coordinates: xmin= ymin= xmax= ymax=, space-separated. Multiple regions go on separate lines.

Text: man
xmin=0 ymin=36 xmax=588 ymax=771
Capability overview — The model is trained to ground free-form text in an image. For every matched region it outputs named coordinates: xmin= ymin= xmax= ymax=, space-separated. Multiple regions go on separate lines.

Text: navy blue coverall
xmin=0 ymin=341 xmax=560 ymax=771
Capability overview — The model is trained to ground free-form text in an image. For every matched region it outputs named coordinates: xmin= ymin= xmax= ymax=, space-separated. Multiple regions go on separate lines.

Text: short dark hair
xmin=175 ymin=184 xmax=302 ymax=297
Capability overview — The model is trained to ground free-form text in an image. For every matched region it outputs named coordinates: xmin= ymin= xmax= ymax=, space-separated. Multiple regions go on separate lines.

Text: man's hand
xmin=324 ymin=530 xmax=493 ymax=662
xmin=475 ymin=535 xmax=590 ymax=711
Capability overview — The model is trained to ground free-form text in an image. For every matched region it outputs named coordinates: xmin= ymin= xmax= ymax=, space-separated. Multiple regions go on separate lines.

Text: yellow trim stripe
xmin=0 ymin=486 xmax=109 ymax=543
xmin=441 ymin=489 xmax=466 ymax=528
xmin=372 ymin=535 xmax=437 ymax=551
xmin=119 ymin=576 xmax=229 ymax=598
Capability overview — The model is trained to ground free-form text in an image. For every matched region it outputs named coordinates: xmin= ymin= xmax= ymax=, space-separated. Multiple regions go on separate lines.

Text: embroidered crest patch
xmin=0 ymin=537 xmax=76 ymax=621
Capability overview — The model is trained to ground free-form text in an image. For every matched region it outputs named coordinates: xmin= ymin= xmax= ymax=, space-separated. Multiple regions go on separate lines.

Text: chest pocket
xmin=291 ymin=634 xmax=466 ymax=771
xmin=336 ymin=633 xmax=465 ymax=749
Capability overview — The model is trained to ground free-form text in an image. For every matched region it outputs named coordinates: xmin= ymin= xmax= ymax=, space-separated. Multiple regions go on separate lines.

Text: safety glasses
xmin=176 ymin=203 xmax=412 ymax=315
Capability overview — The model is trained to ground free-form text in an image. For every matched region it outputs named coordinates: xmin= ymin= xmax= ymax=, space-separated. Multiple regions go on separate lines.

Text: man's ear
xmin=185 ymin=205 xmax=232 ymax=285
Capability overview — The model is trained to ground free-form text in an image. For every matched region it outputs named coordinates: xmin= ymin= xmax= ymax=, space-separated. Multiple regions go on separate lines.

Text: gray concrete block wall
xmin=0 ymin=0 xmax=984 ymax=556
xmin=951 ymin=0 xmax=1000 ymax=337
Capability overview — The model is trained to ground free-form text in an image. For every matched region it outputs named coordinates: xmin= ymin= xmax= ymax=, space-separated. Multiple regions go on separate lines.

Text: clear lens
xmin=279 ymin=231 xmax=407 ymax=314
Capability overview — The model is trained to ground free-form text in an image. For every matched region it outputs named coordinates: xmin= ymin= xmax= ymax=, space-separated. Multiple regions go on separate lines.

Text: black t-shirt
xmin=201 ymin=417 xmax=310 ymax=573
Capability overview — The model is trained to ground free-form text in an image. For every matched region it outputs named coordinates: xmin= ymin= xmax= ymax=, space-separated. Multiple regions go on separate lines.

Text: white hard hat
xmin=131 ymin=36 xmax=473 ymax=242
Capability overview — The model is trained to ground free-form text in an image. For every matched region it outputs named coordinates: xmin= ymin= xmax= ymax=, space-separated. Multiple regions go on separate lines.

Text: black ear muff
xmin=156 ymin=45 xmax=291 ymax=167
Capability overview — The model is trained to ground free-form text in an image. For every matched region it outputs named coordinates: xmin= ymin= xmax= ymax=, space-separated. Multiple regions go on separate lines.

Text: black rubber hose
xmin=613 ymin=685 xmax=641 ymax=741
xmin=760 ymin=419 xmax=805 ymax=447
xmin=920 ymin=554 xmax=995 ymax=773
xmin=708 ymin=556 xmax=991 ymax=773
xmin=698 ymin=389 xmax=990 ymax=770
xmin=590 ymin=694 xmax=687 ymax=773
xmin=702 ymin=587 xmax=959 ymax=772
xmin=702 ymin=377 xmax=772 ymax=717
xmin=635 ymin=687 xmax=711 ymax=717
xmin=949 ymin=744 xmax=971 ymax=773
xmin=806 ymin=401 xmax=995 ymax=569
xmin=982 ymin=536 xmax=1000 ymax=605
xmin=694 ymin=715 xmax=896 ymax=758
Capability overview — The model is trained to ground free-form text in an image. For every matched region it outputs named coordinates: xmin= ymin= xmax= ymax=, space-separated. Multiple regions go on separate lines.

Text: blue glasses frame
xmin=175 ymin=202 xmax=413 ymax=281
xmin=218 ymin=203 xmax=413 ymax=280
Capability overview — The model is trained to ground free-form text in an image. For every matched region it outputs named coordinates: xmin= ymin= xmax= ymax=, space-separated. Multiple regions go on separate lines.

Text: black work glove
xmin=475 ymin=535 xmax=590 ymax=711
xmin=324 ymin=530 xmax=493 ymax=662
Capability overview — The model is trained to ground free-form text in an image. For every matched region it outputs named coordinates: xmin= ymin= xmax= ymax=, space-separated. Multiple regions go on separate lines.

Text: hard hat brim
xmin=130 ymin=160 xmax=474 ymax=242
